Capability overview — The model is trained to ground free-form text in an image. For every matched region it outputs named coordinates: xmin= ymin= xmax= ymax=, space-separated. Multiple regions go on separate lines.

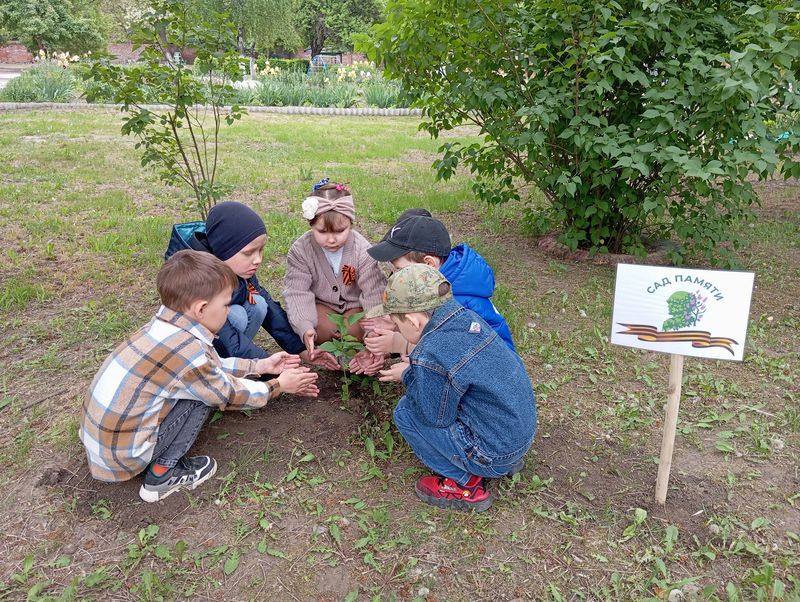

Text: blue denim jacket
xmin=401 ymin=299 xmax=537 ymax=460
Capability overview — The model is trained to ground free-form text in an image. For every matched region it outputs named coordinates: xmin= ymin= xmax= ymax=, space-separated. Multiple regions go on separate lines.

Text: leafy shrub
xmin=0 ymin=63 xmax=76 ymax=102
xmin=772 ymin=112 xmax=799 ymax=136
xmin=83 ymin=0 xmax=246 ymax=219
xmin=363 ymin=0 xmax=800 ymax=265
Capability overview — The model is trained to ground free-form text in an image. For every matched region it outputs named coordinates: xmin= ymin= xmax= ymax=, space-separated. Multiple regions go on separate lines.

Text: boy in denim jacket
xmin=366 ymin=264 xmax=536 ymax=512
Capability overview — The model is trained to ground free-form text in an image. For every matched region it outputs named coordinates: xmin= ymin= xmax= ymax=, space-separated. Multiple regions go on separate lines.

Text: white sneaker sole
xmin=138 ymin=461 xmax=218 ymax=503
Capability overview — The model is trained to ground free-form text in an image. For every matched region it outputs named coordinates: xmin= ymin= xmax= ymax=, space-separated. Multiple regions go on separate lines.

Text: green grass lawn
xmin=0 ymin=109 xmax=798 ymax=601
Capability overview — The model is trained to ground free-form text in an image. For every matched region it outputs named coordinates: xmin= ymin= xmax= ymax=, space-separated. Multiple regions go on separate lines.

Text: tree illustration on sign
xmin=662 ymin=290 xmax=707 ymax=331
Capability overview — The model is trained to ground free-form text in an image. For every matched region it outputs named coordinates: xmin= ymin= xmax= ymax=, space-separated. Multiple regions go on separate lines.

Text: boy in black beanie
xmin=171 ymin=201 xmax=339 ymax=369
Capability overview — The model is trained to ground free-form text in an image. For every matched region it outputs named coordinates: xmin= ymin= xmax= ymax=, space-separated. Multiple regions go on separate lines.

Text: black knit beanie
xmin=206 ymin=202 xmax=267 ymax=261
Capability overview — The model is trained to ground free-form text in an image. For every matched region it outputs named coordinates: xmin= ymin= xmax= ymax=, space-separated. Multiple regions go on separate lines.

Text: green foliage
xmin=83 ymin=0 xmax=247 ymax=219
xmin=0 ymin=63 xmax=76 ymax=103
xmin=0 ymin=0 xmax=106 ymax=54
xmin=256 ymin=58 xmax=310 ymax=72
xmin=361 ymin=0 xmax=800 ymax=265
xmin=233 ymin=70 xmax=406 ymax=107
xmin=196 ymin=0 xmax=301 ymax=75
xmin=318 ymin=311 xmax=365 ymax=400
xmin=362 ymin=79 xmax=402 ymax=108
xmin=99 ymin=0 xmax=149 ymax=43
xmin=298 ymin=0 xmax=383 ymax=56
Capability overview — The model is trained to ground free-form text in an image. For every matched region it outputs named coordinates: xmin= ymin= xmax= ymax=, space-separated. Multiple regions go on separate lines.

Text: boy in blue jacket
xmin=366 ymin=214 xmax=516 ymax=362
xmin=366 ymin=264 xmax=536 ymax=512
xmin=168 ymin=202 xmax=339 ymax=370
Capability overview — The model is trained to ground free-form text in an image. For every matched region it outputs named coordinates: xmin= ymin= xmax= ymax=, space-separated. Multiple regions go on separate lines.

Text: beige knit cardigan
xmin=283 ymin=229 xmax=387 ymax=337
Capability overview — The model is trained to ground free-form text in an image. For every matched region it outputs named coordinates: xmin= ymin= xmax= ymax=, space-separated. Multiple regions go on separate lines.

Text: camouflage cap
xmin=364 ymin=264 xmax=452 ymax=318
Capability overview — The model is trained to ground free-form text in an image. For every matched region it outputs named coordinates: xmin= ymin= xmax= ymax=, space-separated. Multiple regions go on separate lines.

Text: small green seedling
xmin=319 ymin=311 xmax=365 ymax=400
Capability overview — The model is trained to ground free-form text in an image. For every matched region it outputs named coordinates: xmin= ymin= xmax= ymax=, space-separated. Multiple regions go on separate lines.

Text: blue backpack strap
xmin=164 ymin=221 xmax=206 ymax=261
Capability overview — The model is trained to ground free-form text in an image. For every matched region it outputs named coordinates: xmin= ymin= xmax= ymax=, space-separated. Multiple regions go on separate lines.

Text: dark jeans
xmin=151 ymin=399 xmax=212 ymax=468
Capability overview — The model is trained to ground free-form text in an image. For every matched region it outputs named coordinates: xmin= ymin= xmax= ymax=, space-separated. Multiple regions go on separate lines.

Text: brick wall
xmin=0 ymin=42 xmax=34 ymax=64
xmin=107 ymin=44 xmax=144 ymax=64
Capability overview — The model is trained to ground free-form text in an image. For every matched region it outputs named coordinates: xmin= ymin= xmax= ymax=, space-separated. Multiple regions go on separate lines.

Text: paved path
xmin=0 ymin=65 xmax=27 ymax=89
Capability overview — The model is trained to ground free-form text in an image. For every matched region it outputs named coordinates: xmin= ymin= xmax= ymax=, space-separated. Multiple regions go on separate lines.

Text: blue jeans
xmin=394 ymin=397 xmax=532 ymax=486
xmin=227 ymin=294 xmax=268 ymax=340
xmin=152 ymin=399 xmax=212 ymax=467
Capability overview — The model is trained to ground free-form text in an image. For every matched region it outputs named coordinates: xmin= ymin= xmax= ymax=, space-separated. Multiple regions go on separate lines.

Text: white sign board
xmin=610 ymin=264 xmax=755 ymax=361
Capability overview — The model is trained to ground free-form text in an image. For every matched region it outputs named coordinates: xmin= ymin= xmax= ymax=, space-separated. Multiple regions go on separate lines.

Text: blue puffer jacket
xmin=182 ymin=233 xmax=306 ymax=359
xmin=440 ymin=244 xmax=516 ymax=352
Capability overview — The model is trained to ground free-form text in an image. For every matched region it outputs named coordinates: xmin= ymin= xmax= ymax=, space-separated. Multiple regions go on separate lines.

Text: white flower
xmin=301 ymin=197 xmax=319 ymax=220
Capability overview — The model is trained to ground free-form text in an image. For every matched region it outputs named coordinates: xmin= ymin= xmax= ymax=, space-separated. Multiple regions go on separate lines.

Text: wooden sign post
xmin=655 ymin=353 xmax=684 ymax=505
xmin=610 ymin=265 xmax=754 ymax=505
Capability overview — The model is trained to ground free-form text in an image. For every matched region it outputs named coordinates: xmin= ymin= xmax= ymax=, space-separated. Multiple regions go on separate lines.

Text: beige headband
xmin=301 ymin=195 xmax=356 ymax=222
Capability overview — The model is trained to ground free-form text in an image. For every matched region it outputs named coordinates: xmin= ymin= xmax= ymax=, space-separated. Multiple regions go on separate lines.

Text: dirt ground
xmin=0 ymin=177 xmax=798 ymax=601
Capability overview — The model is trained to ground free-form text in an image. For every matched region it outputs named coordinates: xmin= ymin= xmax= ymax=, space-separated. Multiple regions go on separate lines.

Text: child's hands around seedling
xmin=254 ymin=352 xmax=302 ymax=375
xmin=301 ymin=328 xmax=340 ymax=371
xmin=277 ymin=367 xmax=319 ymax=397
xmin=378 ymin=356 xmax=410 ymax=382
xmin=349 ymin=350 xmax=385 ymax=375
xmin=364 ymin=327 xmax=398 ymax=355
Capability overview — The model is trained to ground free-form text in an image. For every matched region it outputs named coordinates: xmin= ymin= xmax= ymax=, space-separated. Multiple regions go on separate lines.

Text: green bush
xmin=362 ymin=0 xmax=800 ymax=265
xmin=0 ymin=63 xmax=76 ymax=102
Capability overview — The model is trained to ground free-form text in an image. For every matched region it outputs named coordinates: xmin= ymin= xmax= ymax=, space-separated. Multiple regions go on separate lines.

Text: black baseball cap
xmin=380 ymin=208 xmax=432 ymax=241
xmin=368 ymin=215 xmax=451 ymax=262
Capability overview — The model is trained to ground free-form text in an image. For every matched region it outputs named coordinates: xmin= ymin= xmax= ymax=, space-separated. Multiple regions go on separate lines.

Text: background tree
xmin=299 ymin=0 xmax=382 ymax=57
xmin=0 ymin=0 xmax=106 ymax=53
xmin=100 ymin=0 xmax=150 ymax=43
xmin=85 ymin=0 xmax=247 ymax=218
xmin=198 ymin=0 xmax=300 ymax=76
xmin=361 ymin=0 xmax=800 ymax=264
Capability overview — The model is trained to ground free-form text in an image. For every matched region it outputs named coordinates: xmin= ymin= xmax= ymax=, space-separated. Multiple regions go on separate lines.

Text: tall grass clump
xmin=362 ymin=80 xmax=404 ymax=108
xmin=0 ymin=63 xmax=76 ymax=102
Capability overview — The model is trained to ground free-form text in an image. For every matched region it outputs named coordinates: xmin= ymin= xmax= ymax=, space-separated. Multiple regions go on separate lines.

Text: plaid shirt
xmin=80 ymin=306 xmax=276 ymax=482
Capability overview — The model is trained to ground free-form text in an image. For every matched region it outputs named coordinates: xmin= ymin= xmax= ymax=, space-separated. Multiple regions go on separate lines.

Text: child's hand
xmin=364 ymin=328 xmax=399 ymax=355
xmin=277 ymin=367 xmax=319 ymax=397
xmin=302 ymin=329 xmax=317 ymax=356
xmin=349 ymin=350 xmax=385 ymax=375
xmin=300 ymin=349 xmax=340 ymax=371
xmin=255 ymin=352 xmax=302 ymax=375
xmin=360 ymin=315 xmax=394 ymax=332
xmin=378 ymin=357 xmax=410 ymax=382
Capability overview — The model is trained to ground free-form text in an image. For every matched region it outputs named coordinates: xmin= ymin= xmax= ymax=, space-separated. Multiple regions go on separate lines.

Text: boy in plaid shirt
xmin=80 ymin=250 xmax=318 ymax=502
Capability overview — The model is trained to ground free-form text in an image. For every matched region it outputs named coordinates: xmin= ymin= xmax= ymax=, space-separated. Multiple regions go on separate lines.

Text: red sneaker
xmin=414 ymin=474 xmax=493 ymax=512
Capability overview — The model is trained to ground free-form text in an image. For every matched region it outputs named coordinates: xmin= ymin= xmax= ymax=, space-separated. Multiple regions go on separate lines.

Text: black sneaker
xmin=139 ymin=456 xmax=217 ymax=503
